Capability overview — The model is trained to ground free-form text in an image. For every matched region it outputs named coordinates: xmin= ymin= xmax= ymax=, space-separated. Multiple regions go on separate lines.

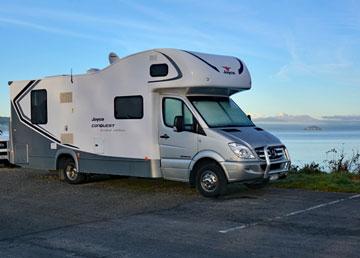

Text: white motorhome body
xmin=9 ymin=48 xmax=290 ymax=197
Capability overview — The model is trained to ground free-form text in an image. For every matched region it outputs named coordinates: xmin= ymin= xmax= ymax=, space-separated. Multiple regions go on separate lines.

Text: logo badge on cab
xmin=269 ymin=148 xmax=277 ymax=159
xmin=222 ymin=66 xmax=235 ymax=75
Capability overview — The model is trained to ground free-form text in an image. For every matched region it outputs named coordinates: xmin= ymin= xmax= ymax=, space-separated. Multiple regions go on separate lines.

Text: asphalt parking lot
xmin=0 ymin=167 xmax=359 ymax=258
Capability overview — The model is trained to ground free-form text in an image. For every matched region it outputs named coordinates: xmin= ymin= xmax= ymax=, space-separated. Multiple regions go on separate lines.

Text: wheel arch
xmin=55 ymin=149 xmax=79 ymax=171
xmin=189 ymin=150 xmax=228 ymax=186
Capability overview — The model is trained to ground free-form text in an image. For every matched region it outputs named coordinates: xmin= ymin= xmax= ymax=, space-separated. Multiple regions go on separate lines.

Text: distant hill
xmin=253 ymin=113 xmax=319 ymax=123
xmin=253 ymin=113 xmax=360 ymax=124
xmin=322 ymin=115 xmax=360 ymax=121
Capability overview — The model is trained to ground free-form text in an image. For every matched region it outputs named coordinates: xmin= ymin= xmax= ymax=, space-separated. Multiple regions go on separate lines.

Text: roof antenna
xmin=70 ymin=68 xmax=73 ymax=84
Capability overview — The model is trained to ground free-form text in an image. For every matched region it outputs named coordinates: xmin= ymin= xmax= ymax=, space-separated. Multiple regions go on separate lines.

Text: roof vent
xmin=109 ymin=52 xmax=120 ymax=64
xmin=87 ymin=68 xmax=100 ymax=74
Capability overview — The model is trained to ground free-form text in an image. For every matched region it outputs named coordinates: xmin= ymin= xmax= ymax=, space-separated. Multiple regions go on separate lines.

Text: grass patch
xmin=272 ymin=171 xmax=360 ymax=193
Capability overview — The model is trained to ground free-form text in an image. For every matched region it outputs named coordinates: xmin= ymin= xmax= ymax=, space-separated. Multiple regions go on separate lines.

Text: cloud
xmin=0 ymin=1 xmax=212 ymax=52
xmin=274 ymin=32 xmax=353 ymax=81
xmin=117 ymin=0 xmax=213 ymax=41
xmin=0 ymin=17 xmax=126 ymax=46
xmin=0 ymin=5 xmax=162 ymax=36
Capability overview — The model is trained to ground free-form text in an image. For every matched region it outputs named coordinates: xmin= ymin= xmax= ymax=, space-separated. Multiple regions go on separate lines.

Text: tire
xmin=244 ymin=179 xmax=269 ymax=190
xmin=196 ymin=162 xmax=227 ymax=198
xmin=62 ymin=158 xmax=86 ymax=184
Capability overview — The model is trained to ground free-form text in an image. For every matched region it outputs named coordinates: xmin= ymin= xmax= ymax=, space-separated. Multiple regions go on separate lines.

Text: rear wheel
xmin=62 ymin=158 xmax=85 ymax=184
xmin=196 ymin=162 xmax=227 ymax=198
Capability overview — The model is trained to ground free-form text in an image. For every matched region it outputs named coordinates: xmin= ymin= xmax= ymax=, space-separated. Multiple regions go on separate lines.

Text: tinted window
xmin=114 ymin=96 xmax=143 ymax=119
xmin=31 ymin=90 xmax=47 ymax=124
xmin=150 ymin=64 xmax=168 ymax=77
xmin=163 ymin=98 xmax=193 ymax=131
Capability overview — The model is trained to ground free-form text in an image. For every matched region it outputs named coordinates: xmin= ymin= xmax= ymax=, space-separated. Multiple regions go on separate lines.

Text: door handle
xmin=160 ymin=134 xmax=170 ymax=139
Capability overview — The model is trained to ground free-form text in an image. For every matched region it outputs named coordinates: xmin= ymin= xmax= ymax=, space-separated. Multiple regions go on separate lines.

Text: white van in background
xmin=9 ymin=48 xmax=290 ymax=197
xmin=0 ymin=130 xmax=9 ymax=165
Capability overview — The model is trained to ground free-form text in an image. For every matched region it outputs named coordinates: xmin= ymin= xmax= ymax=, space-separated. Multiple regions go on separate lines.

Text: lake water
xmin=257 ymin=122 xmax=360 ymax=169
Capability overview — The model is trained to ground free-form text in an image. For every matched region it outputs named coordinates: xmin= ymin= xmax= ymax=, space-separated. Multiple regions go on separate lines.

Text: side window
xmin=163 ymin=98 xmax=194 ymax=131
xmin=31 ymin=90 xmax=47 ymax=124
xmin=150 ymin=64 xmax=168 ymax=77
xmin=114 ymin=96 xmax=143 ymax=119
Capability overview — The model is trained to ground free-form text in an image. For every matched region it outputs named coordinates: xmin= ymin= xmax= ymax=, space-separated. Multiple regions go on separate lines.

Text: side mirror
xmin=247 ymin=114 xmax=252 ymax=121
xmin=173 ymin=116 xmax=184 ymax=132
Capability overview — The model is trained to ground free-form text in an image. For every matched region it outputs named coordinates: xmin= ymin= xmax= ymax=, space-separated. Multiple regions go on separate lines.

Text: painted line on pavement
xmin=219 ymin=193 xmax=360 ymax=234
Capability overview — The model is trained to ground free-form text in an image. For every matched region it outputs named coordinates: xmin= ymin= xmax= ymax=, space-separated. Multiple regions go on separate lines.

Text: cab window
xmin=163 ymin=98 xmax=194 ymax=131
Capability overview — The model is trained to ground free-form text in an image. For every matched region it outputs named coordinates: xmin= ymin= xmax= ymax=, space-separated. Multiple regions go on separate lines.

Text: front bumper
xmin=0 ymin=149 xmax=9 ymax=161
xmin=221 ymin=146 xmax=291 ymax=183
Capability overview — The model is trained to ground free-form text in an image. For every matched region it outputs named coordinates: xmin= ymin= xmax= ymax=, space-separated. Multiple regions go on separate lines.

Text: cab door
xmin=159 ymin=96 xmax=198 ymax=181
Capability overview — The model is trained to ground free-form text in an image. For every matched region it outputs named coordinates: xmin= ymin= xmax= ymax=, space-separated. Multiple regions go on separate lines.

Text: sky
xmin=0 ymin=0 xmax=359 ymax=118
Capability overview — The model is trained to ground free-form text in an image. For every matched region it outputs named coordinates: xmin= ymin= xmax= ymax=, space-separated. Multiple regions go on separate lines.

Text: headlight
xmin=228 ymin=143 xmax=255 ymax=159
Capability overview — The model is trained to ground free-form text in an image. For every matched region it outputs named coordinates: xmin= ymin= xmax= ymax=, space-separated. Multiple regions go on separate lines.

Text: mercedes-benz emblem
xmin=269 ymin=148 xmax=277 ymax=159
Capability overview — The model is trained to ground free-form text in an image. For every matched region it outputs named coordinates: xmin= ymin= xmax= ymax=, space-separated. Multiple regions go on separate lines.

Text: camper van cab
xmin=9 ymin=49 xmax=290 ymax=197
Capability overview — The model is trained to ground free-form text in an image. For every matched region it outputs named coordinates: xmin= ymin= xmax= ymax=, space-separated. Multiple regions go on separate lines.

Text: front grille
xmin=255 ymin=146 xmax=285 ymax=160
xmin=0 ymin=141 xmax=7 ymax=149
xmin=0 ymin=151 xmax=7 ymax=155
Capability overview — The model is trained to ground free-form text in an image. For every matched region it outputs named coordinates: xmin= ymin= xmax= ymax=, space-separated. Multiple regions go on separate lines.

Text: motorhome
xmin=9 ymin=48 xmax=290 ymax=197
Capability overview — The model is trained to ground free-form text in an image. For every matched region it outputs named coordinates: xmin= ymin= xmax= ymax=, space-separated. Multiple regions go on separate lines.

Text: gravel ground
xmin=0 ymin=167 xmax=359 ymax=258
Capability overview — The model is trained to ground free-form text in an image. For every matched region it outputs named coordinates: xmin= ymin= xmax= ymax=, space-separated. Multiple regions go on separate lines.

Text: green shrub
xmin=271 ymin=148 xmax=360 ymax=193
xmin=324 ymin=148 xmax=360 ymax=173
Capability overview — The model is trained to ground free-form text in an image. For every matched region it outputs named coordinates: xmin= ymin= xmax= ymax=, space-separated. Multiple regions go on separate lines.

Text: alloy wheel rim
xmin=200 ymin=170 xmax=218 ymax=192
xmin=65 ymin=164 xmax=78 ymax=181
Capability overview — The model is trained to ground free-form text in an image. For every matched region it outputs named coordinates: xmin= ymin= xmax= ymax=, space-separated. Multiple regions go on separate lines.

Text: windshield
xmin=188 ymin=96 xmax=254 ymax=128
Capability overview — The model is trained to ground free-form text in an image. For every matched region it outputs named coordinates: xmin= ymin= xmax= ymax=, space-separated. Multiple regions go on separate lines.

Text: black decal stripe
xmin=235 ymin=58 xmax=244 ymax=74
xmin=14 ymin=80 xmax=54 ymax=135
xmin=13 ymin=80 xmax=36 ymax=104
xmin=19 ymin=80 xmax=41 ymax=101
xmin=34 ymin=125 xmax=57 ymax=137
xmin=148 ymin=51 xmax=183 ymax=83
xmin=15 ymin=82 xmax=56 ymax=138
xmin=13 ymin=80 xmax=61 ymax=144
xmin=12 ymin=102 xmax=61 ymax=144
xmin=20 ymin=113 xmax=56 ymax=137
xmin=16 ymin=80 xmax=40 ymax=118
xmin=183 ymin=50 xmax=220 ymax=72
xmin=64 ymin=144 xmax=79 ymax=149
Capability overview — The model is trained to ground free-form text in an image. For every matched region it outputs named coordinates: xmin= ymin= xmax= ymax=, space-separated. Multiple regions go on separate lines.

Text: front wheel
xmin=62 ymin=158 xmax=86 ymax=184
xmin=196 ymin=162 xmax=227 ymax=198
